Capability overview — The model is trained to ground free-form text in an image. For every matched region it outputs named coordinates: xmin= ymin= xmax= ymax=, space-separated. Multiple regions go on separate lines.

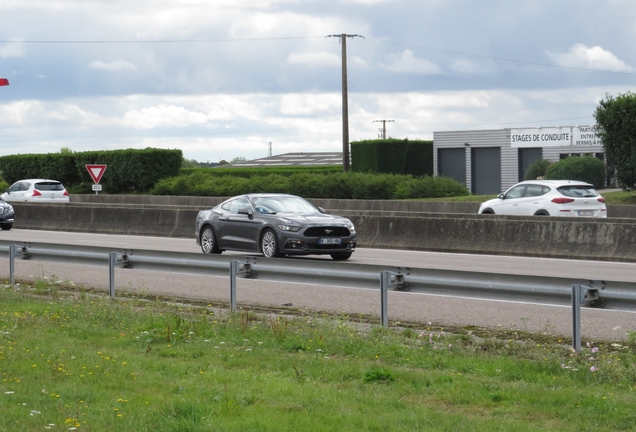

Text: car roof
xmin=243 ymin=193 xmax=298 ymax=198
xmin=15 ymin=179 xmax=63 ymax=183
xmin=514 ymin=180 xmax=593 ymax=187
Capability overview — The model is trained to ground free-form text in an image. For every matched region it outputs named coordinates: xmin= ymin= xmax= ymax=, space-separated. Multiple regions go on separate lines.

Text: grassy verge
xmin=2 ymin=280 xmax=636 ymax=431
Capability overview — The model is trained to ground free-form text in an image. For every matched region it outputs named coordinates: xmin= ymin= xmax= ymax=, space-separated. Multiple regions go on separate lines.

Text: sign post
xmin=85 ymin=164 xmax=107 ymax=195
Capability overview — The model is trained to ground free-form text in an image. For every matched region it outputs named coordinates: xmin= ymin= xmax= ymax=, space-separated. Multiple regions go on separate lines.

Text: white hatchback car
xmin=478 ymin=180 xmax=607 ymax=217
xmin=1 ymin=179 xmax=70 ymax=203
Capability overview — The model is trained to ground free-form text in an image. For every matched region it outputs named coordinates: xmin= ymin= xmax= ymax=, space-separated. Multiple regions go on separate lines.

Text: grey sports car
xmin=195 ymin=193 xmax=356 ymax=260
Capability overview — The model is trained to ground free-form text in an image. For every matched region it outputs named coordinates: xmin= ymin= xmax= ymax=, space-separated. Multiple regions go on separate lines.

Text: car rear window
xmin=557 ymin=185 xmax=599 ymax=198
xmin=34 ymin=182 xmax=64 ymax=191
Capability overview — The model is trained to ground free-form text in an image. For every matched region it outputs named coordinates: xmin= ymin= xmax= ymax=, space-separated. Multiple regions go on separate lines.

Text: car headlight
xmin=347 ymin=223 xmax=356 ymax=234
xmin=278 ymin=224 xmax=301 ymax=232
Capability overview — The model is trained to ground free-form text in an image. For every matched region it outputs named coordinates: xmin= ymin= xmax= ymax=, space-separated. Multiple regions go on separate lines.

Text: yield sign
xmin=85 ymin=164 xmax=107 ymax=184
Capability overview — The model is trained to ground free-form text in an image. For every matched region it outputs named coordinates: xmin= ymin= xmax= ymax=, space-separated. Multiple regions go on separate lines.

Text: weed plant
xmin=1 ymin=281 xmax=636 ymax=431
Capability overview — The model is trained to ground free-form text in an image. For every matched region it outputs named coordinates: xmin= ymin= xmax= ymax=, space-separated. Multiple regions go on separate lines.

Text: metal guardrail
xmin=1 ymin=240 xmax=635 ymax=350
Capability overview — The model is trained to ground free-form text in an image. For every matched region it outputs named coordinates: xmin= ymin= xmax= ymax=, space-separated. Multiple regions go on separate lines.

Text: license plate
xmin=578 ymin=210 xmax=594 ymax=216
xmin=319 ymin=238 xmax=342 ymax=245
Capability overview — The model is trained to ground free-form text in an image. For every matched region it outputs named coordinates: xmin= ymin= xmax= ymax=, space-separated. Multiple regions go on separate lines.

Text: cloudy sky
xmin=1 ymin=0 xmax=635 ymax=163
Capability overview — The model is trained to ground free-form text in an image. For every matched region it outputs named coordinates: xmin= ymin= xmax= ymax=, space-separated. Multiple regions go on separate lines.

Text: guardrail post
xmin=572 ymin=284 xmax=599 ymax=351
xmin=230 ymin=261 xmax=252 ymax=313
xmin=9 ymin=244 xmax=16 ymax=286
xmin=380 ymin=271 xmax=404 ymax=327
xmin=109 ymin=252 xmax=117 ymax=298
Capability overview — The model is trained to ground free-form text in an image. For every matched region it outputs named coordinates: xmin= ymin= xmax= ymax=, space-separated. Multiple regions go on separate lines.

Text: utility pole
xmin=373 ymin=120 xmax=394 ymax=139
xmin=327 ymin=34 xmax=364 ymax=172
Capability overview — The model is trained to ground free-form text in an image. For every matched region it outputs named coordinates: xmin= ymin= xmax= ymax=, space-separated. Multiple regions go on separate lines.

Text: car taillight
xmin=63 ymin=190 xmax=69 ymax=196
xmin=32 ymin=190 xmax=42 ymax=197
xmin=551 ymin=197 xmax=575 ymax=204
xmin=597 ymin=197 xmax=605 ymax=203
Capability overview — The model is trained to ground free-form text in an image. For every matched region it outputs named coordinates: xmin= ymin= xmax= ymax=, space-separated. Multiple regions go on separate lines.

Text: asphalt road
xmin=2 ymin=228 xmax=636 ymax=342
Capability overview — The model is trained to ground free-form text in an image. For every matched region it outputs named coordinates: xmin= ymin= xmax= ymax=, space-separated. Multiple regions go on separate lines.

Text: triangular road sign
xmin=85 ymin=164 xmax=107 ymax=184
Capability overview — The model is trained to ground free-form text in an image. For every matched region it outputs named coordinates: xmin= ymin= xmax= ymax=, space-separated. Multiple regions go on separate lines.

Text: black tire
xmin=480 ymin=209 xmax=494 ymax=215
xmin=200 ymin=226 xmax=220 ymax=254
xmin=330 ymin=252 xmax=352 ymax=261
xmin=261 ymin=229 xmax=280 ymax=258
xmin=0 ymin=223 xmax=12 ymax=231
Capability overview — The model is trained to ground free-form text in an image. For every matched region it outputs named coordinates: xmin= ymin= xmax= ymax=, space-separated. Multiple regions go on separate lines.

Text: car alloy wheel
xmin=200 ymin=226 xmax=219 ymax=253
xmin=261 ymin=229 xmax=279 ymax=258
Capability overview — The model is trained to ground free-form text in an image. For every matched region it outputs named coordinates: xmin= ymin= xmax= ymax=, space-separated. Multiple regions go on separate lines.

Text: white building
xmin=433 ymin=126 xmax=605 ymax=194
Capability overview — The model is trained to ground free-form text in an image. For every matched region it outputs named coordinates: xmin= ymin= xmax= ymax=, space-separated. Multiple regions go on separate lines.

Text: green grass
xmin=2 ymin=280 xmax=636 ymax=431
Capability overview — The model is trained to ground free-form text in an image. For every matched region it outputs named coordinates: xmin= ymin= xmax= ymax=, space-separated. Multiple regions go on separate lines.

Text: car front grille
xmin=303 ymin=226 xmax=351 ymax=237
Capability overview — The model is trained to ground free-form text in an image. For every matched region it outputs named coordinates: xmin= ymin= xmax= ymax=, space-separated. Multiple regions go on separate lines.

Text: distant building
xmin=226 ymin=152 xmax=343 ymax=168
xmin=434 ymin=126 xmax=605 ymax=194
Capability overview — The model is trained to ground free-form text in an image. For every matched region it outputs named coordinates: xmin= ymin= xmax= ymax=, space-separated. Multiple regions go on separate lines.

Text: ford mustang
xmin=195 ymin=193 xmax=357 ymax=260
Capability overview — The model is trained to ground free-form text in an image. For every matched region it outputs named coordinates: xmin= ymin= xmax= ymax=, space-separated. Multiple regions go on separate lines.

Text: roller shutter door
xmin=471 ymin=147 xmax=501 ymax=194
xmin=437 ymin=148 xmax=466 ymax=185
xmin=518 ymin=148 xmax=543 ymax=181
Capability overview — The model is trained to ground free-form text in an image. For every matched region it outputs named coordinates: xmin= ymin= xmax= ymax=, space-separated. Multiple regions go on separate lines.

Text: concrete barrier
xmin=10 ymin=202 xmax=636 ymax=262
xmin=69 ymin=194 xmax=636 ymax=217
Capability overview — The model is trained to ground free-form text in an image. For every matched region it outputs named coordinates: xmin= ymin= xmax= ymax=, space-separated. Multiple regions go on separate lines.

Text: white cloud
xmin=121 ymin=105 xmax=208 ymax=129
xmin=287 ymin=51 xmax=341 ymax=67
xmin=380 ymin=49 xmax=443 ymax=74
xmin=0 ymin=42 xmax=25 ymax=58
xmin=89 ymin=60 xmax=138 ymax=72
xmin=547 ymin=44 xmax=634 ymax=72
xmin=279 ymin=93 xmax=340 ymax=115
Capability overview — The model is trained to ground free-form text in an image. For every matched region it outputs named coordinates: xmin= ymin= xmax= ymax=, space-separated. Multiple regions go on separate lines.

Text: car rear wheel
xmin=0 ymin=223 xmax=12 ymax=231
xmin=200 ymin=226 xmax=220 ymax=254
xmin=330 ymin=252 xmax=352 ymax=261
xmin=261 ymin=229 xmax=280 ymax=258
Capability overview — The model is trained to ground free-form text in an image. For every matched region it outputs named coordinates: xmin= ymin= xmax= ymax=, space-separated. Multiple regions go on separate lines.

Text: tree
xmin=181 ymin=158 xmax=199 ymax=168
xmin=229 ymin=156 xmax=247 ymax=164
xmin=594 ymin=91 xmax=636 ymax=190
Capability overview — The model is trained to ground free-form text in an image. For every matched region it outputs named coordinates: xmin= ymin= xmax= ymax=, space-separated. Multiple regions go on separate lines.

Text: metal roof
xmin=228 ymin=152 xmax=344 ymax=168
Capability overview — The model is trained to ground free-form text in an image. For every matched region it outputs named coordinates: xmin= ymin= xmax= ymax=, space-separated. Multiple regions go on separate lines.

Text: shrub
xmin=545 ymin=156 xmax=606 ymax=188
xmin=525 ymin=159 xmax=552 ymax=180
xmin=149 ymin=171 xmax=469 ymax=199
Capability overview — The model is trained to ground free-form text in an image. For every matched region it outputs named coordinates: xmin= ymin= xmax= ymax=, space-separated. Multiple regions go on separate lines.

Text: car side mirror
xmin=497 ymin=193 xmax=505 ymax=199
xmin=238 ymin=207 xmax=254 ymax=218
xmin=318 ymin=207 xmax=326 ymax=214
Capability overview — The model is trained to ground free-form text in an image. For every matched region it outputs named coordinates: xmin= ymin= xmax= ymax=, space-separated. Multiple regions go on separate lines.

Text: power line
xmin=326 ymin=34 xmax=364 ymax=172
xmin=366 ymin=37 xmax=636 ymax=77
xmin=373 ymin=119 xmax=394 ymax=139
xmin=0 ymin=36 xmax=324 ymax=44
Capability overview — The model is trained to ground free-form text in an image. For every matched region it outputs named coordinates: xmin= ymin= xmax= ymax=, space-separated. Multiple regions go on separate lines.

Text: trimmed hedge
xmin=0 ymin=148 xmax=182 ymax=194
xmin=351 ymin=139 xmax=433 ymax=176
xmin=150 ymin=171 xmax=469 ymax=200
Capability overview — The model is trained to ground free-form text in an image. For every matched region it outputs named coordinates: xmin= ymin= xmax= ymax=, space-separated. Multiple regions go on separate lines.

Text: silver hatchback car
xmin=478 ymin=180 xmax=607 ymax=217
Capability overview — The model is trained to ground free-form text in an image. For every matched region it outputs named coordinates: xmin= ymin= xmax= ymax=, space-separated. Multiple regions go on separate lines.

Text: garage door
xmin=437 ymin=148 xmax=466 ymax=185
xmin=518 ymin=148 xmax=543 ymax=182
xmin=471 ymin=147 xmax=501 ymax=194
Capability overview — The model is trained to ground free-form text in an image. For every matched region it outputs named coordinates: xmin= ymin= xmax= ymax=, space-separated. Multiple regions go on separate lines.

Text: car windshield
xmin=252 ymin=196 xmax=318 ymax=214
xmin=557 ymin=185 xmax=599 ymax=198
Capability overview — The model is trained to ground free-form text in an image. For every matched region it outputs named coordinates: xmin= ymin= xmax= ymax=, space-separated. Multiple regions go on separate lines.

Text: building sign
xmin=511 ymin=126 xmax=602 ymax=148
xmin=510 ymin=127 xmax=572 ymax=148
xmin=572 ymin=126 xmax=602 ymax=146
